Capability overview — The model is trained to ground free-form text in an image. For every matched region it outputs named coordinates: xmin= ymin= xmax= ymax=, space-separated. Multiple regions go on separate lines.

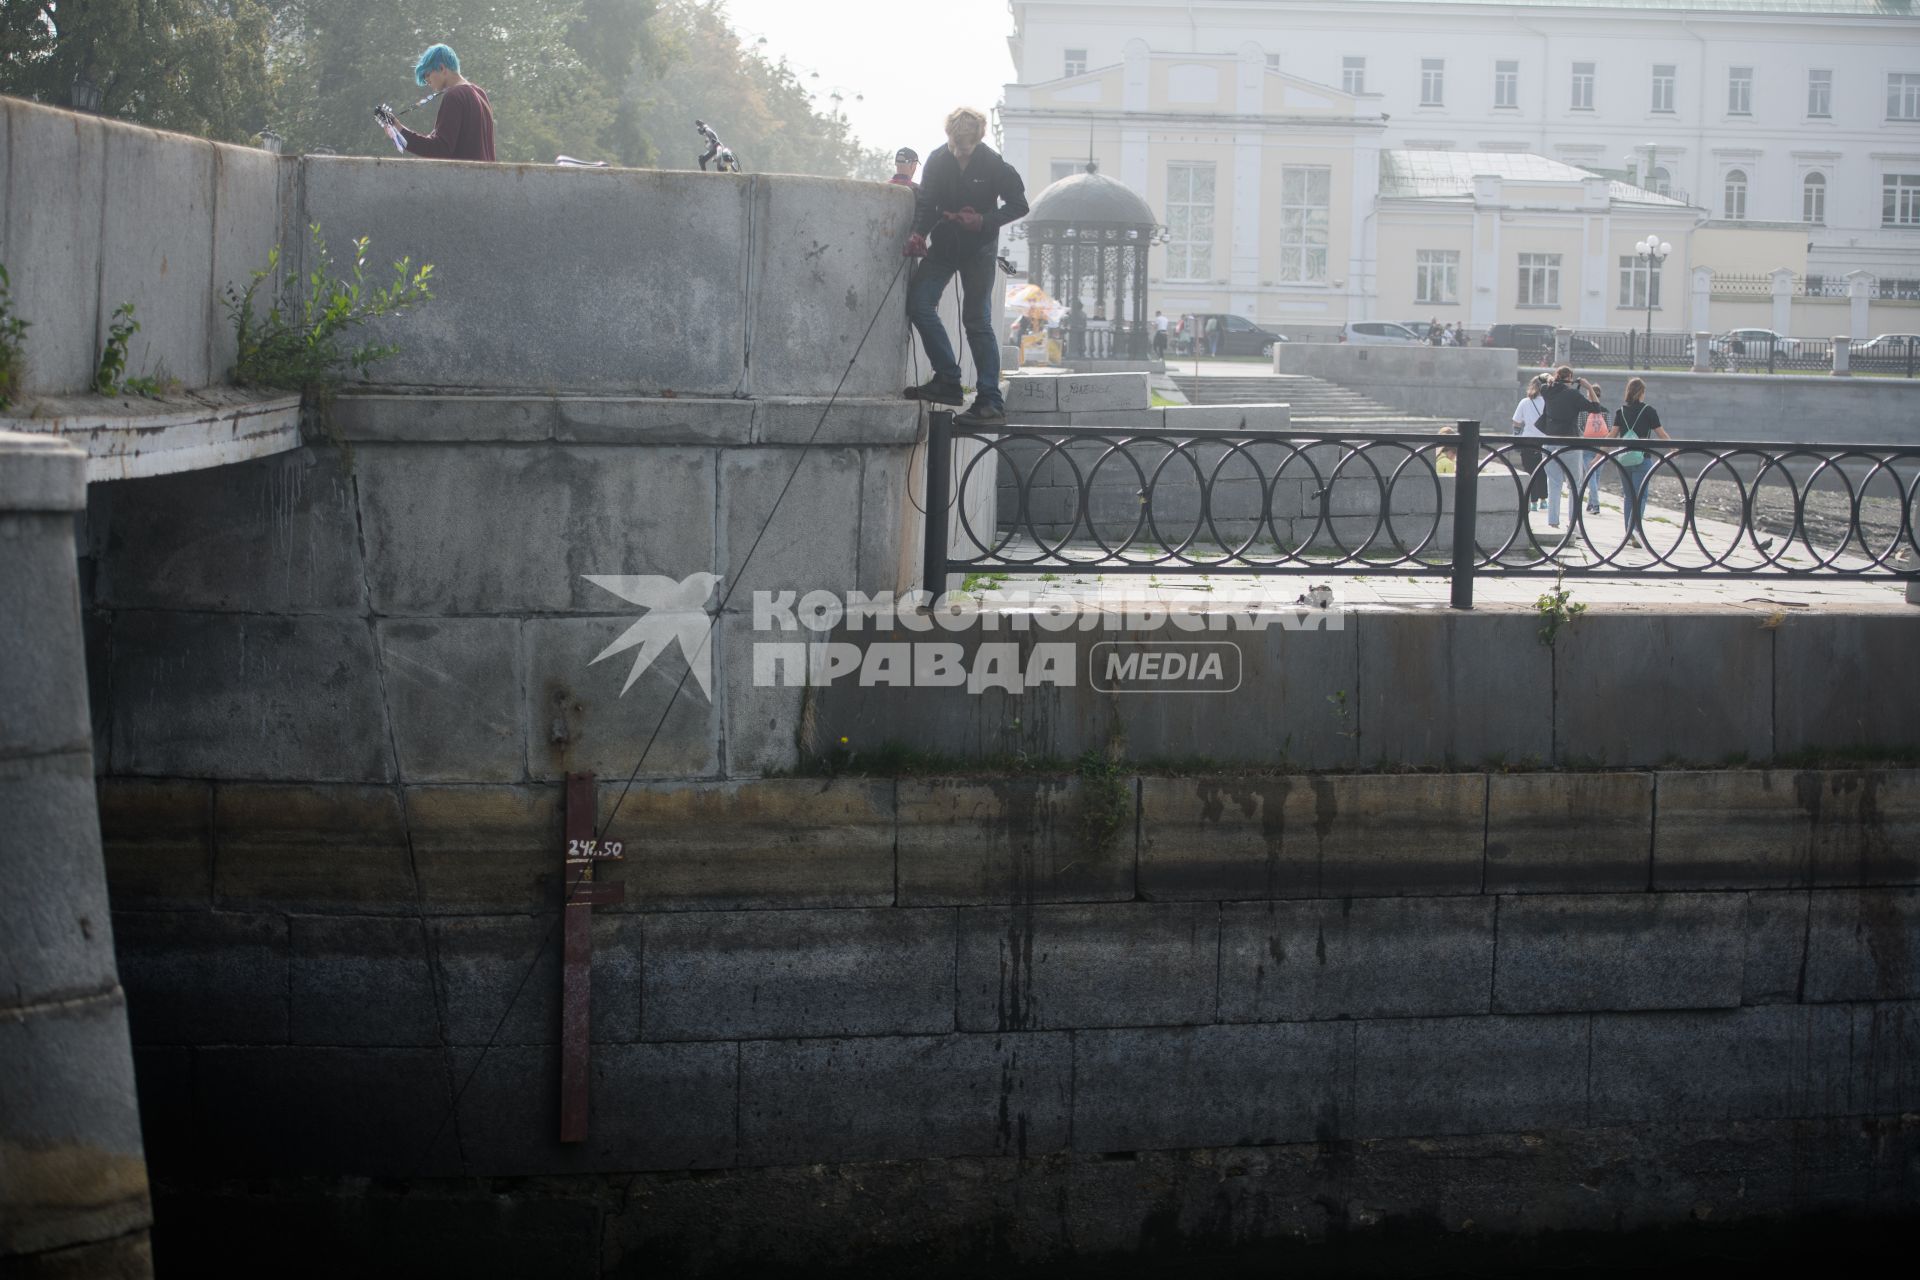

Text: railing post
xmin=1908 ymin=337 xmax=1916 ymax=380
xmin=1449 ymin=420 xmax=1481 ymax=611
xmin=1832 ymin=336 xmax=1851 ymax=377
xmin=922 ymin=411 xmax=953 ymax=601
xmin=1693 ymin=331 xmax=1712 ymax=373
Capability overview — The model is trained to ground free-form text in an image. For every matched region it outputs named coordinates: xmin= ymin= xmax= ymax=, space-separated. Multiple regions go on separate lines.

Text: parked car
xmin=1481 ymin=323 xmax=1558 ymax=358
xmin=1340 ymin=321 xmax=1424 ymax=345
xmin=1710 ymin=328 xmax=1802 ymax=359
xmin=1180 ymin=313 xmax=1286 ymax=357
xmin=1852 ymin=333 xmax=1920 ymax=370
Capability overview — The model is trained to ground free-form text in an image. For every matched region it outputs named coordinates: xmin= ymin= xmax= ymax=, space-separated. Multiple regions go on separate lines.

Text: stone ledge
xmin=2 ymin=388 xmax=300 ymax=483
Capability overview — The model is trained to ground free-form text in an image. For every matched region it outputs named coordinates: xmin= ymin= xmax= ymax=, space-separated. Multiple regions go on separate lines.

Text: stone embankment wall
xmin=102 ymin=765 xmax=1919 ymax=1272
xmin=0 ymin=433 xmax=152 ymax=1278
xmin=1273 ymin=343 xmax=1920 ymax=446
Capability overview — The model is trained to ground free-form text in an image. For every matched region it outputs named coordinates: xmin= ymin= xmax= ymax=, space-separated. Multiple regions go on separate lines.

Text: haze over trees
xmin=0 ymin=0 xmax=885 ymax=177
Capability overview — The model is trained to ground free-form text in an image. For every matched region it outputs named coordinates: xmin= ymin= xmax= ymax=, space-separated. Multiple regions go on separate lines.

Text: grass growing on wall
xmin=0 ymin=264 xmax=29 ymax=411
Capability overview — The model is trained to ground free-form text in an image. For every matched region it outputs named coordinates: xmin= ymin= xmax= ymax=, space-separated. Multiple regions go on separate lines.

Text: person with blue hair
xmin=381 ymin=43 xmax=495 ymax=162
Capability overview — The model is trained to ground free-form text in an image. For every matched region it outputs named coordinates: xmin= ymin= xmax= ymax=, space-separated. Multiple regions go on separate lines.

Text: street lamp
xmin=69 ymin=73 xmax=103 ymax=113
xmin=1633 ymin=235 xmax=1672 ymax=369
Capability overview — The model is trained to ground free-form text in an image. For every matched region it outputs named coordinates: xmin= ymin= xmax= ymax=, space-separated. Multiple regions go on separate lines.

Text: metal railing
xmin=1569 ymin=329 xmax=1697 ymax=370
xmin=921 ymin=413 xmax=1920 ymax=610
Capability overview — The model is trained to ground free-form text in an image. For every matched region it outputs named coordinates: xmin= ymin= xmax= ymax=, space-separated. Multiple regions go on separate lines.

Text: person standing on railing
xmin=1511 ymin=375 xmax=1549 ymax=512
xmin=1612 ymin=377 xmax=1672 ymax=548
xmin=1538 ymin=366 xmax=1608 ymax=529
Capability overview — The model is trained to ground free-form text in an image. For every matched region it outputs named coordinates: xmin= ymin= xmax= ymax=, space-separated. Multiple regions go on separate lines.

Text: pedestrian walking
xmin=1153 ymin=310 xmax=1170 ymax=358
xmin=1537 ymin=366 xmax=1607 ymax=528
xmin=1511 ymin=374 xmax=1549 ymax=512
xmin=1612 ymin=377 xmax=1672 ymax=547
xmin=1577 ymin=380 xmax=1610 ymax=515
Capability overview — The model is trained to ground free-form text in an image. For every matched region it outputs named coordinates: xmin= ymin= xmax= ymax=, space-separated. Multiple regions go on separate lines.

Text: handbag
xmin=1617 ymin=403 xmax=1649 ymax=468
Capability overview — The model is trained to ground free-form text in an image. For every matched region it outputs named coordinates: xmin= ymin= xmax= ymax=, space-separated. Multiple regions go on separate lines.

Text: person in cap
xmin=902 ymin=106 xmax=1028 ymax=427
xmin=386 ymin=43 xmax=495 ymax=162
xmin=891 ymin=147 xmax=920 ymax=188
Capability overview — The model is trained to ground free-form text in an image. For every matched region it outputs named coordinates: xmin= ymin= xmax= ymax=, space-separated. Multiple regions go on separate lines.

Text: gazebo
xmin=1017 ymin=164 xmax=1163 ymax=362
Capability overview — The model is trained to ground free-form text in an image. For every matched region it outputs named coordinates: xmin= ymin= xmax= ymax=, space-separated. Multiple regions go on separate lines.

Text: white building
xmin=1001 ymin=0 xmax=1920 ymax=323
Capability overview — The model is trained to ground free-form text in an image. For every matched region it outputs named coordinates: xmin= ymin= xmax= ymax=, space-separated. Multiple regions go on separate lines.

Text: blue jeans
xmin=907 ymin=246 xmax=1002 ymax=408
xmin=1621 ymin=456 xmax=1655 ymax=533
xmin=1543 ymin=445 xmax=1599 ymax=525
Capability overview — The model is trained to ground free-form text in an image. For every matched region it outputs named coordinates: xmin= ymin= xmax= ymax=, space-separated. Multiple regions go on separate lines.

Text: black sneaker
xmin=956 ymin=399 xmax=1007 ymax=427
xmin=904 ymin=377 xmax=964 ymax=405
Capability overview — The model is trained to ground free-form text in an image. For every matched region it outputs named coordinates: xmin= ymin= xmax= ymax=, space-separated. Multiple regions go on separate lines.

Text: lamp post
xmin=69 ymin=73 xmax=103 ymax=114
xmin=1634 ymin=235 xmax=1672 ymax=370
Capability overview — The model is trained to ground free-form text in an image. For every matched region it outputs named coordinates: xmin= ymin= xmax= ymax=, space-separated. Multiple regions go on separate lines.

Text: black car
xmin=1483 ymin=324 xmax=1601 ymax=365
xmin=1180 ymin=313 xmax=1286 ymax=357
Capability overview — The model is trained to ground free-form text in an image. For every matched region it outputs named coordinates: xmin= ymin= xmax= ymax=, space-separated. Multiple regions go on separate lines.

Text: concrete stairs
xmin=1170 ymin=374 xmax=1451 ymax=432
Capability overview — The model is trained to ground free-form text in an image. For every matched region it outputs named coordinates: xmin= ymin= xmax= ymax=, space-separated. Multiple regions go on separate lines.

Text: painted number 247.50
xmin=568 ymin=839 xmax=624 ymax=860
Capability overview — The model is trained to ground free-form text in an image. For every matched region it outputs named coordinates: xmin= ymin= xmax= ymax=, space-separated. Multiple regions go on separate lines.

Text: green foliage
xmin=225 ymin=224 xmax=433 ymax=395
xmin=0 ymin=1 xmax=274 ymax=144
xmin=1535 ymin=572 xmax=1588 ymax=646
xmin=1076 ymin=747 xmax=1132 ymax=859
xmin=93 ymin=301 xmax=161 ymax=397
xmin=0 ymin=264 xmax=28 ymax=412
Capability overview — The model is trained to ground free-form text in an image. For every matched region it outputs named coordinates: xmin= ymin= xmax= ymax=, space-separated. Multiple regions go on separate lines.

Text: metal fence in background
xmin=920 ymin=414 xmax=1920 ymax=611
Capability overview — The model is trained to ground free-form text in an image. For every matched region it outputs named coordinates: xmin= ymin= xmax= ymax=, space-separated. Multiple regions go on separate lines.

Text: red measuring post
xmin=559 ymin=771 xmax=625 ymax=1144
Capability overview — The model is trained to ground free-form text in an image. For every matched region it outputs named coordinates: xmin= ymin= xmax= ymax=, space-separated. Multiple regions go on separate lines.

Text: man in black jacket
xmin=902 ymin=107 xmax=1029 ymax=427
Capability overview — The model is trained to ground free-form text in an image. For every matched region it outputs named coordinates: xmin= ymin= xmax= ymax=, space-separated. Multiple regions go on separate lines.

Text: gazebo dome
xmin=1027 ymin=166 xmax=1157 ymax=227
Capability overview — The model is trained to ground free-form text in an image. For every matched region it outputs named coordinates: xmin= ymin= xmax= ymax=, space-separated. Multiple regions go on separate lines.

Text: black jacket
xmin=912 ymin=143 xmax=1028 ymax=260
xmin=1539 ymin=381 xmax=1605 ymax=437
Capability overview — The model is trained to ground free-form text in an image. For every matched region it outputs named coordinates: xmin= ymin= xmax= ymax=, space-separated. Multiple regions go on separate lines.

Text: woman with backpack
xmin=1510 ymin=374 xmax=1549 ymax=512
xmin=1612 ymin=377 xmax=1672 ymax=548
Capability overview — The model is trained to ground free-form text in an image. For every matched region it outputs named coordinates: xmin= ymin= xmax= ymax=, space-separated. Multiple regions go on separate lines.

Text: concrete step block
xmin=1492 ymin=892 xmax=1746 ymax=1014
xmin=642 ymin=908 xmax=956 ymax=1041
xmin=955 ymin=902 xmax=1217 ymax=1032
xmin=1218 ymin=896 xmax=1496 ymax=1023
xmin=1004 ymin=376 xmax=1061 ymax=415
xmin=739 ymin=1031 xmax=1071 ymax=1164
xmin=1056 ymin=373 xmax=1151 ymax=412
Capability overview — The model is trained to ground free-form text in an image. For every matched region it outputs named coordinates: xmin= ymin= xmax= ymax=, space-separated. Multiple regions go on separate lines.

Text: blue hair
xmin=414 ymin=43 xmax=459 ymax=86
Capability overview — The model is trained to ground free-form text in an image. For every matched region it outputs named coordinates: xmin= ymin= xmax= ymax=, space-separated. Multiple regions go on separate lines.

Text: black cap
xmin=895 ymin=147 xmax=919 ymax=164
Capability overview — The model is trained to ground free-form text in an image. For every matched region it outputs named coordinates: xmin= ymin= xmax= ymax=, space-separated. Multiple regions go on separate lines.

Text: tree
xmin=0 ymin=1 xmax=275 ymax=143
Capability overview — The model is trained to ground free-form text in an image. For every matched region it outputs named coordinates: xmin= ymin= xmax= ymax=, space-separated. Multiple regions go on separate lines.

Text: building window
xmin=1416 ymin=250 xmax=1460 ymax=304
xmin=1279 ymin=166 xmax=1332 ymax=283
xmin=1165 ymin=162 xmax=1216 ymax=280
xmin=1049 ymin=160 xmax=1083 ymax=184
xmin=1803 ymin=172 xmax=1827 ymax=224
xmin=1890 ymin=72 xmax=1920 ymax=120
xmin=1518 ymin=253 xmax=1561 ymax=307
xmin=1494 ymin=60 xmax=1519 ymax=109
xmin=1618 ymin=256 xmax=1663 ymax=309
xmin=1723 ymin=169 xmax=1748 ymax=219
xmin=1265 ymin=53 xmax=1281 ymax=72
xmin=1343 ymin=56 xmax=1366 ymax=94
xmin=1571 ymin=61 xmax=1595 ymax=110
xmin=1650 ymin=165 xmax=1672 ymax=197
xmin=1885 ymin=173 xmax=1920 ymax=227
xmin=1421 ymin=58 xmax=1445 ymax=106
xmin=1808 ymin=69 xmax=1832 ymax=119
xmin=1728 ymin=66 xmax=1753 ymax=115
xmin=1651 ymin=64 xmax=1675 ymax=113
xmin=1064 ymin=48 xmax=1087 ymax=78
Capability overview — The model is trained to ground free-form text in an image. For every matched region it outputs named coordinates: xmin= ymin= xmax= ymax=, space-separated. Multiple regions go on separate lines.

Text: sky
xmin=716 ymin=0 xmax=1018 ymax=158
